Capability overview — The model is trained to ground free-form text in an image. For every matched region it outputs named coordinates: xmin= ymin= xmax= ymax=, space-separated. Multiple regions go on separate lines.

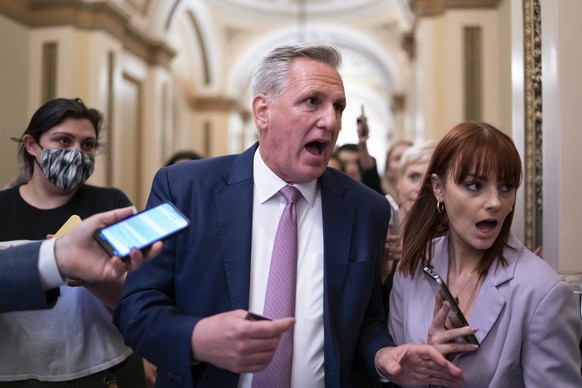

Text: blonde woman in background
xmin=382 ymin=139 xmax=413 ymax=201
xmin=383 ymin=141 xmax=437 ymax=312
xmin=395 ymin=141 xmax=438 ymax=222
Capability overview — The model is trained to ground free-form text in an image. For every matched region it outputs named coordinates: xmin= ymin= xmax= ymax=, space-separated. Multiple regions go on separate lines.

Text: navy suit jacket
xmin=0 ymin=241 xmax=59 ymax=313
xmin=115 ymin=143 xmax=394 ymax=387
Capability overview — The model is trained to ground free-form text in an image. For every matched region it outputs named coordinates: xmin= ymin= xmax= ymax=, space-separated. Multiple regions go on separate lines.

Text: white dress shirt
xmin=238 ymin=148 xmax=325 ymax=388
xmin=38 ymin=238 xmax=66 ymax=290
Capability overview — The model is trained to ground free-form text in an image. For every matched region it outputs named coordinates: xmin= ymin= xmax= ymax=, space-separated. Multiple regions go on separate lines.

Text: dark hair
xmin=336 ymin=143 xmax=358 ymax=153
xmin=328 ymin=151 xmax=346 ymax=172
xmin=399 ymin=122 xmax=523 ymax=278
xmin=165 ymin=150 xmax=203 ymax=167
xmin=16 ymin=98 xmax=103 ymax=177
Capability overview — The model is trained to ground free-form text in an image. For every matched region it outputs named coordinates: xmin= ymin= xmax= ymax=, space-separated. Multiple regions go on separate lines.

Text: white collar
xmin=253 ymin=146 xmax=318 ymax=206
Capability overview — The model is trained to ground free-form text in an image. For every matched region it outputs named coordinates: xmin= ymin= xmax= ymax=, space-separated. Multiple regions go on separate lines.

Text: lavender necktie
xmin=252 ymin=185 xmax=302 ymax=388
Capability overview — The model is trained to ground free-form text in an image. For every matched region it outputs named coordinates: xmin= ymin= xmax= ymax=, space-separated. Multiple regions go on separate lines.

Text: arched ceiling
xmin=123 ymin=0 xmax=414 ymax=162
xmin=205 ymin=0 xmax=412 ymax=20
xmin=160 ymin=0 xmax=414 ymax=163
xmin=163 ymin=0 xmax=413 ymax=95
xmin=0 ymin=0 xmax=415 ymax=162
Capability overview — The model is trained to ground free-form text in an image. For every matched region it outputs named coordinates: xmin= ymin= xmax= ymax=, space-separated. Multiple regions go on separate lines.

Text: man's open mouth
xmin=305 ymin=140 xmax=326 ymax=155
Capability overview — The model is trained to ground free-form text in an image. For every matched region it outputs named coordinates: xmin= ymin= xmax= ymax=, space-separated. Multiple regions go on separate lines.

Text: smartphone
xmin=356 ymin=105 xmax=368 ymax=137
xmin=385 ymin=194 xmax=400 ymax=236
xmin=245 ymin=312 xmax=271 ymax=321
xmin=422 ymin=266 xmax=479 ymax=346
xmin=94 ymin=202 xmax=190 ymax=259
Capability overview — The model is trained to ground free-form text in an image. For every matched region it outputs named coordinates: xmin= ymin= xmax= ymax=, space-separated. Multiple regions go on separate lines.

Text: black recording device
xmin=357 ymin=105 xmax=368 ymax=137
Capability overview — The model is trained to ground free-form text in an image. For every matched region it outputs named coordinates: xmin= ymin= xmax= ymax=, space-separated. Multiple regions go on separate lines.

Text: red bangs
xmin=436 ymin=122 xmax=522 ymax=188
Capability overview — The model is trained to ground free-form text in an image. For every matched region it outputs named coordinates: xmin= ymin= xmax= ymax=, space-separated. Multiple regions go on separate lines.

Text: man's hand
xmin=375 ymin=344 xmax=464 ymax=387
xmin=54 ymin=207 xmax=163 ymax=282
xmin=191 ymin=309 xmax=295 ymax=373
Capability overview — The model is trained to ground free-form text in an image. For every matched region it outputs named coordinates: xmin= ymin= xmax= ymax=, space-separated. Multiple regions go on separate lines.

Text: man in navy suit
xmin=0 ymin=207 xmax=160 ymax=313
xmin=114 ymin=44 xmax=465 ymax=387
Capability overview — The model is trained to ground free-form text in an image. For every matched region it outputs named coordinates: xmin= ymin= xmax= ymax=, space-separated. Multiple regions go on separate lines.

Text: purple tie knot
xmin=280 ymin=185 xmax=301 ymax=204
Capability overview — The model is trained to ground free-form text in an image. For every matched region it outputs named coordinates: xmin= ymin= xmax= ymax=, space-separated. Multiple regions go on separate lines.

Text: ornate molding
xmin=0 ymin=0 xmax=175 ymax=68
xmin=391 ymin=93 xmax=406 ymax=113
xmin=401 ymin=31 xmax=415 ymax=60
xmin=464 ymin=26 xmax=482 ymax=121
xmin=190 ymin=96 xmax=245 ymax=113
xmin=523 ymin=0 xmax=543 ymax=250
xmin=410 ymin=0 xmax=501 ymax=17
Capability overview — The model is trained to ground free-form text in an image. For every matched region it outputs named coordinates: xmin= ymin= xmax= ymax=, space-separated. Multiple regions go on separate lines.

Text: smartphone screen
xmin=422 ymin=266 xmax=480 ymax=346
xmin=94 ymin=202 xmax=190 ymax=258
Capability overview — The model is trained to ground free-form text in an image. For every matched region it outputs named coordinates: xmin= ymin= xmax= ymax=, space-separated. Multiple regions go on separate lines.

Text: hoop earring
xmin=436 ymin=201 xmax=444 ymax=214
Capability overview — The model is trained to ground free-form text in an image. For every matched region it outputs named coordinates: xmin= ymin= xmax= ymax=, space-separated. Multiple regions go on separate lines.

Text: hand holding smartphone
xmin=245 ymin=312 xmax=271 ymax=321
xmin=385 ymin=194 xmax=400 ymax=236
xmin=356 ymin=105 xmax=369 ymax=137
xmin=422 ymin=266 xmax=479 ymax=346
xmin=94 ymin=202 xmax=190 ymax=260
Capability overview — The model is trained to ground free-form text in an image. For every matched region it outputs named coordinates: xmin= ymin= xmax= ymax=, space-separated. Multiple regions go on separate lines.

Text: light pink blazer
xmin=389 ymin=234 xmax=582 ymax=388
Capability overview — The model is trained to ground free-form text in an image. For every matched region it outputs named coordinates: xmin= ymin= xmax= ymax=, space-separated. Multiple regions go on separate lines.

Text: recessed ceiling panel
xmin=207 ymin=0 xmax=391 ymax=17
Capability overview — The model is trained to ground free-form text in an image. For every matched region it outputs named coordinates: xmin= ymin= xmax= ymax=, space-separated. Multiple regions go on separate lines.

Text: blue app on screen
xmin=100 ymin=203 xmax=189 ymax=256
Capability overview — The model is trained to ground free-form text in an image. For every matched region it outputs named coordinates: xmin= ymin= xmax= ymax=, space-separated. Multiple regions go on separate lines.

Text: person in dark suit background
xmin=0 ymin=206 xmax=161 ymax=313
xmin=114 ymin=44 xmax=464 ymax=387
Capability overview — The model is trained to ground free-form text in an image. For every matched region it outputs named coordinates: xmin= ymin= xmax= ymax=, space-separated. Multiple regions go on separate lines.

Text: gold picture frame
xmin=522 ymin=0 xmax=543 ymax=250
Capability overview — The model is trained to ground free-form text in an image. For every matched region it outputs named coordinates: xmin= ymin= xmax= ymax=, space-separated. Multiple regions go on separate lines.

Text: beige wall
xmin=9 ymin=22 xmax=175 ymax=209
xmin=414 ymin=5 xmax=512 ymax=140
xmin=541 ymin=0 xmax=582 ymax=273
xmin=0 ymin=14 xmax=29 ymax=188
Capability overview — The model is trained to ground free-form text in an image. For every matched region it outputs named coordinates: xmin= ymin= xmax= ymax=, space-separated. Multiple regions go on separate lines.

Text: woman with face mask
xmin=388 ymin=122 xmax=582 ymax=387
xmin=0 ymin=98 xmax=147 ymax=386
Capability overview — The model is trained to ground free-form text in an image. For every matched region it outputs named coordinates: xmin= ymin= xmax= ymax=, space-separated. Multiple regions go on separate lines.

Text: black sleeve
xmin=361 ymin=164 xmax=385 ymax=196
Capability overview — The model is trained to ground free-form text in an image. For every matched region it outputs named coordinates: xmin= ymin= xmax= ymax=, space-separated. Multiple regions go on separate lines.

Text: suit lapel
xmin=470 ymin=240 xmax=520 ymax=344
xmin=320 ymin=172 xmax=352 ymax=332
xmin=431 ymin=235 xmax=517 ymax=345
xmin=215 ymin=144 xmax=257 ymax=310
xmin=469 ymin=276 xmax=507 ymax=344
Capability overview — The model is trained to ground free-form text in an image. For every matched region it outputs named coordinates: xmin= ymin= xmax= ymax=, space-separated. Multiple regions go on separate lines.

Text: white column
xmin=541 ymin=0 xmax=582 ymax=273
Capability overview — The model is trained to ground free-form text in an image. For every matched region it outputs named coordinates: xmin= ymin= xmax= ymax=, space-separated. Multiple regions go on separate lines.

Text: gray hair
xmin=251 ymin=44 xmax=343 ymax=100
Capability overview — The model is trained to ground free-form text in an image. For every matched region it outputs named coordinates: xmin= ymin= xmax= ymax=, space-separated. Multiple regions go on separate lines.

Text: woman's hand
xmin=427 ymin=293 xmax=479 ymax=357
xmin=385 ymin=234 xmax=402 ymax=262
xmin=382 ymin=234 xmax=402 ymax=282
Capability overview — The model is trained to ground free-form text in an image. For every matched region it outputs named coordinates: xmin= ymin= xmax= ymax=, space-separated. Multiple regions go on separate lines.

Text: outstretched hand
xmin=375 ymin=343 xmax=464 ymax=387
xmin=191 ymin=309 xmax=295 ymax=373
xmin=54 ymin=206 xmax=163 ymax=282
